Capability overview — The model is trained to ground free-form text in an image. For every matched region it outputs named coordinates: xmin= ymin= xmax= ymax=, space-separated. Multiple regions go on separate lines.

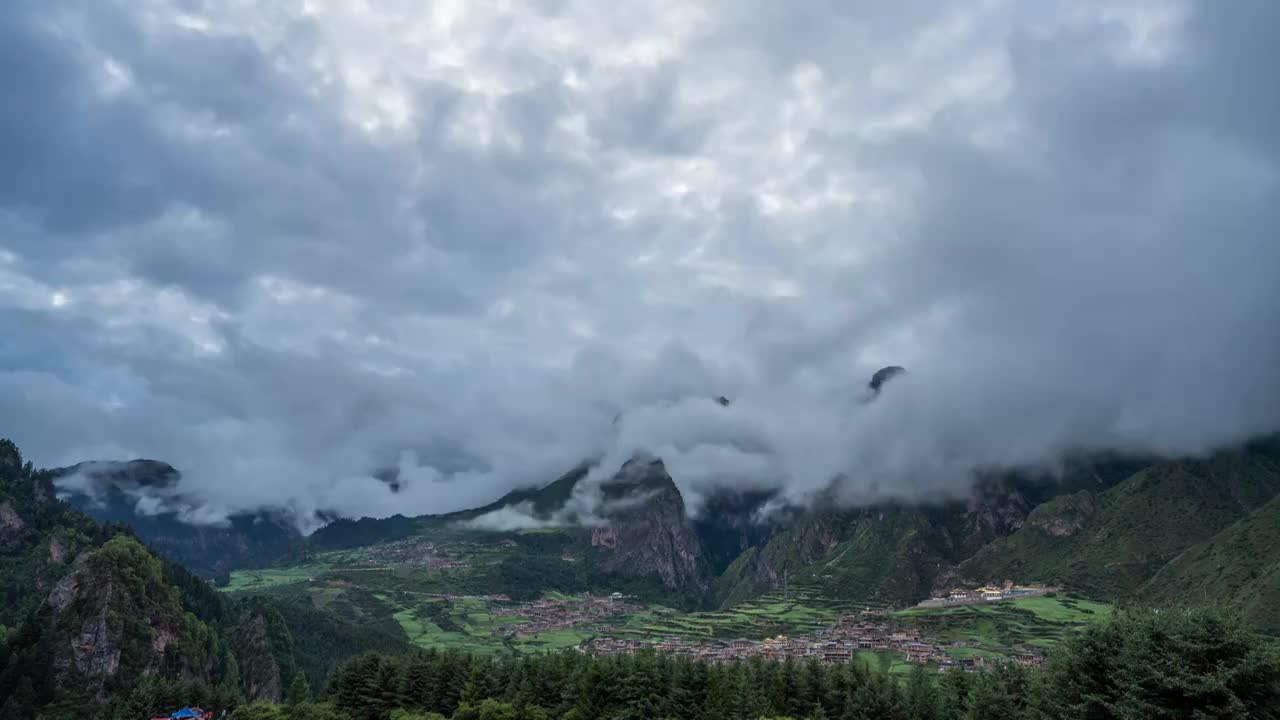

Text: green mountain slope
xmin=942 ymin=441 xmax=1280 ymax=599
xmin=0 ymin=441 xmax=108 ymax=629
xmin=1141 ymin=492 xmax=1280 ymax=633
xmin=716 ymin=500 xmax=1020 ymax=609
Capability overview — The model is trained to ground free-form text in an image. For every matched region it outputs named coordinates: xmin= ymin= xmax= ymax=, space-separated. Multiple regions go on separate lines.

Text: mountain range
xmin=50 ymin=432 xmax=1280 ymax=623
xmin=7 ymin=416 xmax=1280 ymax=715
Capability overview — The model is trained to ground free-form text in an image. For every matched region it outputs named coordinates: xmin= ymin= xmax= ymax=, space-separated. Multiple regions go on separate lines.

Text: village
xmin=577 ymin=584 xmax=1055 ymax=671
xmin=914 ymin=583 xmax=1057 ymax=608
xmin=344 ymin=535 xmax=513 ymax=569
xmin=496 ymin=592 xmax=645 ymax=636
xmin=582 ymin=606 xmax=1046 ymax=672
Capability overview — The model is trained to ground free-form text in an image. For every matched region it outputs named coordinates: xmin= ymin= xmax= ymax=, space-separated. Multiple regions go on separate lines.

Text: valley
xmin=13 ymin=433 xmax=1278 ymax=717
xmin=171 ymin=434 xmax=1280 ymax=673
xmin=6 ymin=431 xmax=1280 ymax=718
xmin=219 ymin=528 xmax=1112 ymax=673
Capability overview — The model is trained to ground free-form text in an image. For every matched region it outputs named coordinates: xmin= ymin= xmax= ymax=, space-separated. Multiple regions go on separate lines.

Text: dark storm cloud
xmin=0 ymin=0 xmax=1276 ymax=525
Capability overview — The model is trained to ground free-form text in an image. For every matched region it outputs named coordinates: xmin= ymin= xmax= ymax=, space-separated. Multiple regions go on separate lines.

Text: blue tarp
xmin=171 ymin=708 xmax=201 ymax=719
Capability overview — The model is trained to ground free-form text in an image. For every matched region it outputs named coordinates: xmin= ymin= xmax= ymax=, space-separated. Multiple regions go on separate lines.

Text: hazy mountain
xmin=31 ymin=429 xmax=1280 ymax=631
xmin=51 ymin=460 xmax=303 ymax=581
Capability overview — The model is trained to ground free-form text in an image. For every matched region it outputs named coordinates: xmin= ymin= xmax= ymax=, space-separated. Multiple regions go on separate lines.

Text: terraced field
xmin=385 ymin=593 xmax=595 ymax=655
xmin=602 ymin=586 xmax=847 ymax=641
xmin=894 ymin=595 xmax=1112 ymax=648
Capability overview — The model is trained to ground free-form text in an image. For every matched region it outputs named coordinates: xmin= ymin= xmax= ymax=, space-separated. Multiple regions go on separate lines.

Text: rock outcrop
xmin=588 ymin=459 xmax=711 ymax=593
xmin=43 ymin=537 xmax=196 ymax=696
xmin=1024 ymin=490 xmax=1095 ymax=537
xmin=0 ymin=501 xmax=25 ymax=531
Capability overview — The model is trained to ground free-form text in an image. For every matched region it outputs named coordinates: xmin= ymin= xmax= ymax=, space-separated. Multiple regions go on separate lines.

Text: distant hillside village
xmin=495 ymin=592 xmax=642 ymax=635
xmin=915 ymin=583 xmax=1056 ymax=608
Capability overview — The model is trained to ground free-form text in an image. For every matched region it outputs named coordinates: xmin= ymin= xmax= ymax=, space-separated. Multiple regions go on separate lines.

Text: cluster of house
xmin=357 ymin=537 xmax=482 ymax=569
xmin=582 ymin=608 xmax=1046 ymax=672
xmin=915 ymin=583 xmax=1054 ymax=608
xmin=496 ymin=592 xmax=642 ymax=637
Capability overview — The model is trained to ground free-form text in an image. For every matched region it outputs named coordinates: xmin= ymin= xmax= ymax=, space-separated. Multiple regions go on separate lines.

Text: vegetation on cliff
xmin=0 ymin=439 xmax=409 ymax=718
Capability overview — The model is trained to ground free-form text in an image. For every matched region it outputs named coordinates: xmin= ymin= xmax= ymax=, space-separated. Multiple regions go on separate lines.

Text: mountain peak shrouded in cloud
xmin=1 ymin=1 xmax=1278 ymax=526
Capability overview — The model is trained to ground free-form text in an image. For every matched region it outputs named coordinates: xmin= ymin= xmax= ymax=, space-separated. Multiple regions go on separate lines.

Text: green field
xmin=894 ymin=595 xmax=1112 ymax=648
xmin=384 ymin=594 xmax=598 ymax=655
xmin=598 ymin=585 xmax=849 ymax=644
xmin=220 ymin=563 xmax=331 ymax=592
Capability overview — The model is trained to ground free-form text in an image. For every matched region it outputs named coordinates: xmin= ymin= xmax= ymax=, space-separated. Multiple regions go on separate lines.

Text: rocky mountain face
xmin=52 ymin=459 xmax=302 ymax=580
xmin=41 ymin=536 xmax=219 ymax=697
xmin=587 ymin=459 xmax=711 ymax=593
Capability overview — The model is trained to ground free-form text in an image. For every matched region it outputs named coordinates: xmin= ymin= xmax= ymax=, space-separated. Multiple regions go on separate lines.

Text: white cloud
xmin=0 ymin=0 xmax=1276 ymax=526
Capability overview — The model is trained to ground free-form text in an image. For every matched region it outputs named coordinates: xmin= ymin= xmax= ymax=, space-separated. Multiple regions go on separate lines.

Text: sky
xmin=2 ymin=0 xmax=1278 ymax=526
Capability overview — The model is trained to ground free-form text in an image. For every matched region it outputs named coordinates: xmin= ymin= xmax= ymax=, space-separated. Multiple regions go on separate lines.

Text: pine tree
xmin=286 ymin=670 xmax=311 ymax=707
xmin=843 ymin=671 xmax=902 ymax=720
xmin=460 ymin=658 xmax=499 ymax=708
xmin=214 ymin=651 xmax=245 ymax=712
xmin=617 ymin=648 xmax=664 ymax=720
xmin=699 ymin=664 xmax=736 ymax=720
xmin=796 ymin=657 xmax=827 ymax=718
xmin=937 ymin=668 xmax=970 ymax=720
xmin=434 ymin=649 xmax=466 ymax=716
xmin=732 ymin=662 xmax=769 ymax=720
xmin=904 ymin=664 xmax=941 ymax=720
xmin=402 ymin=652 xmax=438 ymax=710
xmin=1037 ymin=606 xmax=1280 ymax=719
xmin=333 ymin=654 xmax=386 ymax=720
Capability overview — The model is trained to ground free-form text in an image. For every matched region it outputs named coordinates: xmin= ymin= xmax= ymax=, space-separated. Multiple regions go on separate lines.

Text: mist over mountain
xmin=2 ymin=1 xmax=1278 ymax=527
xmin=51 ymin=460 xmax=303 ymax=578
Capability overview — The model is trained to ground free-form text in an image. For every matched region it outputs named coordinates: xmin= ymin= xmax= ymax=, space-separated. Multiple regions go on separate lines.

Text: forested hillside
xmin=0 ymin=439 xmax=409 ymax=718
xmin=1142 ymin=490 xmax=1280 ymax=634
xmin=942 ymin=438 xmax=1280 ymax=601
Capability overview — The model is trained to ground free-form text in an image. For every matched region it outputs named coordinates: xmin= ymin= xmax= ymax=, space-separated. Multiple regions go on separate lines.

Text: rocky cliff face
xmin=231 ymin=610 xmax=290 ymax=702
xmin=1023 ymin=490 xmax=1095 ymax=537
xmin=587 ymin=459 xmax=711 ymax=593
xmin=41 ymin=536 xmax=208 ymax=697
